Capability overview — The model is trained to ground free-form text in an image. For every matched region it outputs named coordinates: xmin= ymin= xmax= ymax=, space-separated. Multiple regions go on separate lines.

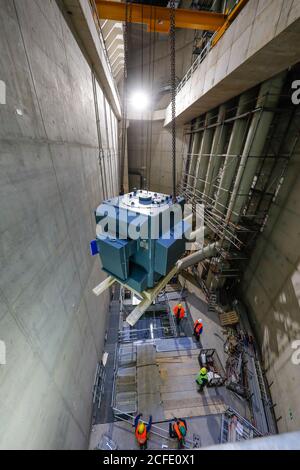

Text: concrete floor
xmin=89 ymin=414 xmax=224 ymax=450
xmin=89 ymin=279 xmax=251 ymax=449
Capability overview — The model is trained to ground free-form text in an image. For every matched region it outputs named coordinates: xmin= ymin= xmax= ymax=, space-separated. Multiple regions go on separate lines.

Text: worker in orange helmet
xmin=169 ymin=417 xmax=187 ymax=449
xmin=134 ymin=413 xmax=152 ymax=450
xmin=193 ymin=318 xmax=203 ymax=341
xmin=173 ymin=303 xmax=185 ymax=326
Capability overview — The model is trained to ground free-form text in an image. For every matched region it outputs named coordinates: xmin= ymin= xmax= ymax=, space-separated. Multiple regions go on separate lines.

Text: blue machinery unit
xmin=91 ymin=190 xmax=188 ymax=293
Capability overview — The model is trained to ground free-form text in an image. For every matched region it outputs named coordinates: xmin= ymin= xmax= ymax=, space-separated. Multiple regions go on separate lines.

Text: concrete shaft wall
xmin=127 ymin=29 xmax=193 ymax=193
xmin=0 ymin=0 xmax=118 ymax=449
xmin=242 ymin=115 xmax=300 ymax=434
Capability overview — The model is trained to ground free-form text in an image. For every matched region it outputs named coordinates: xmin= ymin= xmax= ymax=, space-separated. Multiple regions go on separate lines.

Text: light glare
xmin=130 ymin=91 xmax=149 ymax=111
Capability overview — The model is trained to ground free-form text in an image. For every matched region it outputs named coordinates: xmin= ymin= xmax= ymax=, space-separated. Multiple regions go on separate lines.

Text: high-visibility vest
xmin=194 ymin=321 xmax=203 ymax=335
xmin=173 ymin=421 xmax=186 ymax=440
xmin=173 ymin=305 xmax=185 ymax=319
xmin=196 ymin=371 xmax=208 ymax=385
xmin=135 ymin=423 xmax=147 ymax=445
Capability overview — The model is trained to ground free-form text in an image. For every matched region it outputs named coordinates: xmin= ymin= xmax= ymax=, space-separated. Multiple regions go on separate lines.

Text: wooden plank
xmin=137 ymin=344 xmax=156 ymax=367
xmin=156 ymin=350 xmax=199 ymax=360
xmin=138 ymin=392 xmax=164 ymax=422
xmin=137 ymin=365 xmax=160 ymax=394
xmin=160 ymin=376 xmax=198 ymax=393
xmin=219 ymin=310 xmax=239 ymax=326
xmin=164 ymin=403 xmax=227 ymax=420
xmin=162 ymin=396 xmax=224 ymax=411
xmin=156 ymin=354 xmax=199 ymax=365
xmin=159 ymin=365 xmax=199 ymax=378
xmin=161 ymin=389 xmax=202 ymax=401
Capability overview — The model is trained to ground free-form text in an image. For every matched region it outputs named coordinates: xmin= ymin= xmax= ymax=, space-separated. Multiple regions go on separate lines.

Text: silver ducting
xmin=194 ymin=111 xmax=215 ymax=197
xmin=176 ymin=241 xmax=220 ymax=271
xmin=214 ymin=90 xmax=255 ymax=215
xmin=203 ymin=104 xmax=228 ymax=203
xmin=226 ymin=72 xmax=286 ymax=225
xmin=187 ymin=117 xmax=202 ymax=188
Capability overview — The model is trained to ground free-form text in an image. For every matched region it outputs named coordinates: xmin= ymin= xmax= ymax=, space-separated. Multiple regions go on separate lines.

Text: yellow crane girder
xmin=95 ymin=0 xmax=227 ymax=33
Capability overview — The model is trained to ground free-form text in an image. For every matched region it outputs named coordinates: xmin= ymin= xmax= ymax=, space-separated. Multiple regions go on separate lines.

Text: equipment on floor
xmin=198 ymin=348 xmax=226 ymax=387
xmin=92 ymin=190 xmax=188 ymax=293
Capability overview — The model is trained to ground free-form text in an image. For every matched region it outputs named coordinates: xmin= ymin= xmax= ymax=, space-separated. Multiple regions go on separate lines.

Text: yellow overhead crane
xmin=95 ymin=0 xmax=249 ymax=44
xmin=95 ymin=0 xmax=226 ymax=34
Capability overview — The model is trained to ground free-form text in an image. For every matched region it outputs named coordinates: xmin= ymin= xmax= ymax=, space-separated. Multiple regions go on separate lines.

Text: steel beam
xmin=95 ymin=0 xmax=226 ymax=33
xmin=212 ymin=0 xmax=249 ymax=47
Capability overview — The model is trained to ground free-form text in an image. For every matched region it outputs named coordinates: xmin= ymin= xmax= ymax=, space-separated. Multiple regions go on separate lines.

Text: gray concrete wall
xmin=242 ymin=114 xmax=300 ymax=434
xmin=128 ymin=119 xmax=186 ymax=194
xmin=127 ymin=28 xmax=193 ymax=193
xmin=0 ymin=0 xmax=118 ymax=449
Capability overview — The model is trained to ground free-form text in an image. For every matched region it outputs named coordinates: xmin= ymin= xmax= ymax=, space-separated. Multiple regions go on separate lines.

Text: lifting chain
xmin=169 ymin=0 xmax=176 ymax=200
xmin=121 ymin=1 xmax=130 ymax=190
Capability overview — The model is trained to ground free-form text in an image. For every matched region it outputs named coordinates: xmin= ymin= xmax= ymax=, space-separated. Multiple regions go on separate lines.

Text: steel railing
xmin=176 ymin=0 xmax=244 ymax=95
xmin=111 ymin=408 xmax=196 ymax=448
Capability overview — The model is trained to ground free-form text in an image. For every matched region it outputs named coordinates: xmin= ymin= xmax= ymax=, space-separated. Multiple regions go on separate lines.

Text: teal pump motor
xmin=91 ymin=190 xmax=189 ymax=293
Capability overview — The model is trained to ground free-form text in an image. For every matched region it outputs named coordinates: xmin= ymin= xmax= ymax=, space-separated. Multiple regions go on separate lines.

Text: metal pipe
xmin=93 ymin=276 xmax=116 ymax=296
xmin=126 ymin=241 xmax=220 ymax=326
xmin=187 ymin=117 xmax=202 ymax=188
xmin=194 ymin=111 xmax=215 ymax=197
xmin=214 ymin=90 xmax=255 ymax=215
xmin=176 ymin=241 xmax=220 ymax=271
xmin=111 ymin=408 xmax=194 ymax=448
xmin=203 ymin=104 xmax=228 ymax=203
xmin=189 ymin=225 xmax=208 ymax=241
xmin=126 ymin=265 xmax=178 ymax=326
xmin=226 ymin=72 xmax=286 ymax=225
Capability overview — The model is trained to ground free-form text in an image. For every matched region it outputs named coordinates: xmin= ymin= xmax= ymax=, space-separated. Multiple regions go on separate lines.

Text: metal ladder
xmin=208 ymin=289 xmax=218 ymax=313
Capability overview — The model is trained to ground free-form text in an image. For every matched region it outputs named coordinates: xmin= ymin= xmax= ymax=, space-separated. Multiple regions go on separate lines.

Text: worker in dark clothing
xmin=134 ymin=413 xmax=152 ymax=450
xmin=196 ymin=367 xmax=209 ymax=392
xmin=173 ymin=303 xmax=185 ymax=326
xmin=193 ymin=318 xmax=203 ymax=341
xmin=169 ymin=418 xmax=187 ymax=449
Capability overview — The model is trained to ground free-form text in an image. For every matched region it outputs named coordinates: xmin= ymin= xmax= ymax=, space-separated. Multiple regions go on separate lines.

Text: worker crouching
xmin=193 ymin=318 xmax=203 ymax=341
xmin=169 ymin=418 xmax=187 ymax=449
xmin=173 ymin=303 xmax=185 ymax=326
xmin=134 ymin=413 xmax=152 ymax=450
xmin=196 ymin=367 xmax=208 ymax=392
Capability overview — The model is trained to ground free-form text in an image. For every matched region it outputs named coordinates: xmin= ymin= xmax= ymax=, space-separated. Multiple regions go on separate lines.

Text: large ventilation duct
xmin=176 ymin=241 xmax=220 ymax=271
xmin=187 ymin=117 xmax=202 ymax=188
xmin=194 ymin=111 xmax=215 ymax=197
xmin=203 ymin=104 xmax=228 ymax=203
xmin=226 ymin=72 xmax=286 ymax=225
xmin=214 ymin=90 xmax=255 ymax=215
xmin=126 ymin=240 xmax=220 ymax=326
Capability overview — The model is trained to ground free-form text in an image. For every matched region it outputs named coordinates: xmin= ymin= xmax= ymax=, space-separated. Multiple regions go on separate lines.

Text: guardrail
xmin=112 ymin=408 xmax=196 ymax=448
xmin=176 ymin=36 xmax=215 ymax=94
xmin=176 ymin=0 xmax=245 ymax=95
xmin=118 ymin=325 xmax=176 ymax=343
